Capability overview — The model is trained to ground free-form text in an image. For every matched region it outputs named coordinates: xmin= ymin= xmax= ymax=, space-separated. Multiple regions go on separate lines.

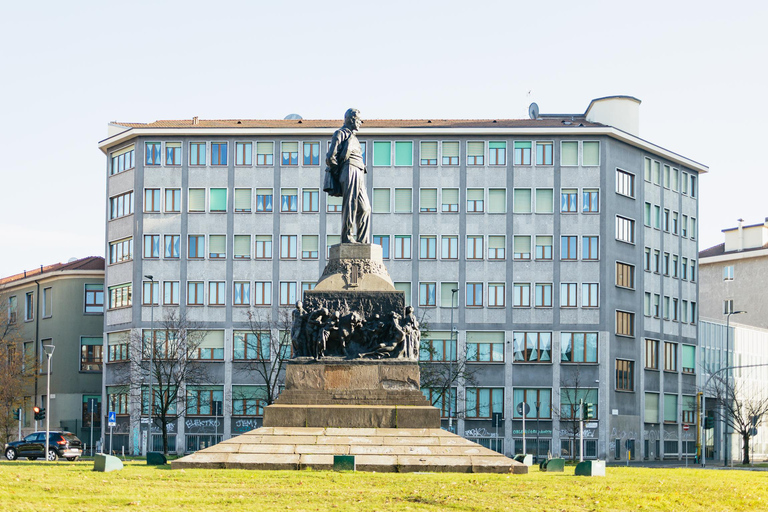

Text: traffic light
xmin=704 ymin=417 xmax=715 ymax=429
xmin=33 ymin=406 xmax=45 ymax=421
xmin=584 ymin=403 xmax=595 ymax=420
xmin=13 ymin=408 xmax=20 ymax=420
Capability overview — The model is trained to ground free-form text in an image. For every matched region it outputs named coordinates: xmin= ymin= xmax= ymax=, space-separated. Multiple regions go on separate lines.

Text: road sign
xmin=492 ymin=412 xmax=503 ymax=427
xmin=516 ymin=402 xmax=530 ymax=416
xmin=108 ymin=411 xmax=117 ymax=427
xmin=683 ymin=424 xmax=689 ymax=431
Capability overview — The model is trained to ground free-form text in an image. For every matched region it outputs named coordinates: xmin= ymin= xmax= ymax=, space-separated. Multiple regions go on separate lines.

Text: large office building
xmin=0 ymin=257 xmax=105 ymax=445
xmin=99 ymin=96 xmax=707 ymax=459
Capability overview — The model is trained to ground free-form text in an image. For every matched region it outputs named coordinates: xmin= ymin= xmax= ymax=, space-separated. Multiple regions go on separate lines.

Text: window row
xmin=417 ymin=282 xmax=600 ymax=309
xmin=644 ymin=339 xmax=696 ymax=374
xmin=644 ymin=392 xmax=698 ymax=424
xmin=642 ymin=248 xmax=697 ymax=281
xmin=141 ymin=187 xmax=318 ymax=214
xmin=8 ymin=286 xmax=104 ymax=320
xmin=643 ymin=203 xmax=697 ymax=239
xmin=643 ymin=158 xmax=698 ymax=198
xmin=643 ymin=293 xmax=698 ymax=324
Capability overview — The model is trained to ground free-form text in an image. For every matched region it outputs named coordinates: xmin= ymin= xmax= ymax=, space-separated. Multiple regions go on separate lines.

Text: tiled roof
xmin=113 ymin=118 xmax=604 ymax=130
xmin=0 ymin=256 xmax=104 ymax=285
xmin=699 ymin=242 xmax=768 ymax=259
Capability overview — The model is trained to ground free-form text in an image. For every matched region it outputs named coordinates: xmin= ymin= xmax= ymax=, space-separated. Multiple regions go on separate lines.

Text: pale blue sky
xmin=1 ymin=0 xmax=766 ymax=276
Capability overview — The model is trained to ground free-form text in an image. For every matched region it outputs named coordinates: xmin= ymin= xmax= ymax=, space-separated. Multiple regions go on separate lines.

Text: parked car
xmin=4 ymin=431 xmax=83 ymax=461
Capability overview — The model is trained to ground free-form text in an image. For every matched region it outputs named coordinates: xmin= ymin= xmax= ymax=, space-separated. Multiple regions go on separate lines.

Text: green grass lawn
xmin=1 ymin=460 xmax=766 ymax=511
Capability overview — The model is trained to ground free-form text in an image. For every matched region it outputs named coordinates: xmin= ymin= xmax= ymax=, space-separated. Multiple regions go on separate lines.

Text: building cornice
xmin=0 ymin=270 xmax=104 ymax=291
xmin=699 ymin=248 xmax=768 ymax=265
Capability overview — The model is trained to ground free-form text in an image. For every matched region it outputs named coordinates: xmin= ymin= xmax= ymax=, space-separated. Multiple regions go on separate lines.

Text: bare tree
xmin=557 ymin=365 xmax=596 ymax=460
xmin=121 ymin=310 xmax=209 ymax=455
xmin=0 ymin=290 xmax=32 ymax=445
xmin=707 ymin=371 xmax=768 ymax=464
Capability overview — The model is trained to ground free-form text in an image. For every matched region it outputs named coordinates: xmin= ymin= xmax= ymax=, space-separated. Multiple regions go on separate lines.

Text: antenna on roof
xmin=528 ymin=102 xmax=540 ymax=120
xmin=284 ymin=114 xmax=303 ymax=120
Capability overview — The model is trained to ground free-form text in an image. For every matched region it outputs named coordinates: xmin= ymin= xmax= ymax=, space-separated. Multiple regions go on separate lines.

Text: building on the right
xmin=699 ymin=219 xmax=768 ymax=463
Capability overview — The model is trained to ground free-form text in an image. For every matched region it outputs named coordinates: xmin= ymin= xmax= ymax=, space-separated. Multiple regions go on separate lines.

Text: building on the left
xmin=0 ymin=257 xmax=105 ymax=446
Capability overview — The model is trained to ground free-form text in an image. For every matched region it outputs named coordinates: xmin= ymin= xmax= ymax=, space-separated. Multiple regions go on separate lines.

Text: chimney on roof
xmin=737 ymin=218 xmax=744 ymax=252
xmin=192 ymin=116 xmax=199 ymax=125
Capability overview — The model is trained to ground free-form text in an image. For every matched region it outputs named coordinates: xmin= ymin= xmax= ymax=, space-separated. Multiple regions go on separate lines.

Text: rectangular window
xmin=664 ymin=394 xmax=677 ymax=423
xmin=616 ymin=359 xmax=634 ymax=391
xmin=302 ymin=189 xmax=319 ymax=212
xmin=644 ymin=202 xmax=652 ymax=226
xmin=110 ymin=145 xmax=135 ymax=175
xmin=373 ymin=141 xmax=391 ymax=166
xmin=303 ymin=142 xmax=320 ymax=166
xmin=190 ymin=142 xmax=206 ymax=165
xmin=488 ymin=189 xmax=506 ymax=213
xmin=143 ymin=234 xmax=160 ymax=259
xmin=419 ymin=282 xmax=436 ymax=307
xmin=560 ymin=332 xmax=598 ymax=363
xmin=254 ymin=282 xmax=272 ymax=306
xmin=488 ymin=283 xmax=505 ymax=307
xmin=467 ymin=141 xmax=484 ymax=165
xmin=394 ymin=235 xmax=411 ymax=259
xmin=513 ymin=141 xmax=531 ymax=165
xmin=327 ymin=235 xmax=340 ymax=257
xmin=211 ymin=142 xmax=228 ymax=166
xmin=442 ymin=141 xmax=459 ymax=165
xmin=583 ymin=189 xmax=599 ymax=212
xmin=467 ymin=188 xmax=484 ymax=212
xmin=489 ymin=141 xmax=506 ymax=165
xmin=327 ymin=194 xmax=342 ymax=212
xmin=234 ymin=188 xmax=252 ymax=212
xmin=536 ymin=141 xmax=553 ymax=165
xmin=107 ymin=332 xmax=129 ymax=363
xmin=188 ymin=235 xmax=205 ymax=258
xmin=163 ymin=281 xmax=179 ymax=306
xmin=188 ymin=188 xmax=205 ymax=212
xmin=512 ymin=389 xmax=551 ymax=419
xmin=108 ymin=283 xmax=132 ymax=309
xmin=690 ymin=175 xmax=697 ymax=198
xmin=233 ymin=331 xmax=271 ymax=361
xmin=488 ymin=235 xmax=505 ymax=260
xmin=145 ymin=142 xmax=161 ymax=165
xmin=82 ymin=284 xmax=103 ymax=314
xmin=653 ymin=205 xmax=661 ymax=229
xmin=690 ymin=217 xmax=697 ymax=240
xmin=281 ymin=188 xmax=298 ymax=212
xmin=467 ymin=388 xmax=504 ymax=418
xmin=514 ymin=235 xmax=531 ymax=260
xmin=144 ymin=189 xmax=161 ymax=212
xmin=254 ymin=235 xmax=272 ymax=259
xmin=420 ymin=188 xmax=437 ymax=212
xmin=615 ymin=216 xmax=635 ymax=243
xmin=535 ymin=283 xmax=552 ymax=307
xmin=419 ymin=235 xmax=437 ymax=259
xmin=583 ymin=236 xmax=599 ymax=260
xmin=373 ymin=235 xmax=390 ymax=259
xmin=256 ymin=188 xmax=273 ymax=212
xmin=561 ymin=141 xmax=578 ymax=166
xmin=653 ymin=294 xmax=660 ymax=317
xmin=672 ymin=212 xmax=679 ymax=234
xmin=681 ymin=257 xmax=688 ymax=280
xmin=142 ymin=280 xmax=159 ymax=306
xmin=560 ymin=189 xmax=577 ymax=213
xmin=208 ymin=282 xmax=226 ymax=306
xmin=161 ymin=142 xmax=180 ymax=166
xmin=109 ymin=191 xmax=134 ymax=219
xmin=466 ymin=235 xmax=484 ymax=260
xmin=233 ymin=282 xmax=250 ymax=306
xmin=279 ymin=282 xmax=297 ymax=306
xmin=441 ymin=188 xmax=459 ymax=212
xmin=616 ymin=310 xmax=635 ymax=337
xmin=582 ymin=141 xmax=599 ymax=166
xmin=394 ymin=141 xmax=413 ymax=166
xmin=209 ymin=188 xmax=227 ymax=212
xmin=232 ymin=385 xmax=267 ymax=417
xmin=421 ymin=388 xmax=457 ymax=419
xmin=187 ymin=282 xmax=204 ymax=305
xmin=440 ymin=283 xmax=459 ymax=308
xmin=644 ymin=157 xmax=651 ymax=181
xmin=186 ymin=386 xmax=224 ymax=416
xmin=301 ymin=235 xmax=318 ymax=259
xmin=535 ymin=235 xmax=552 ymax=260
xmin=616 ymin=169 xmax=635 ymax=198
xmin=394 ymin=283 xmax=411 ymax=307
xmin=560 ymin=283 xmax=577 ymax=308
xmin=653 ymin=250 xmax=660 ymax=273
xmin=372 ymin=188 xmax=390 ymax=213
xmin=723 ymin=265 xmax=734 ymax=280
xmin=466 ymin=283 xmax=483 ymax=307
xmin=236 ymin=142 xmax=252 ymax=166
xmin=615 ymin=262 xmax=635 ymax=289
xmin=513 ymin=188 xmax=532 ymax=213
xmin=644 ymin=247 xmax=651 ymax=271
xmin=256 ymin=142 xmax=274 ymax=165
xmin=582 ymin=283 xmax=598 ymax=308
xmin=467 ymin=332 xmax=504 ymax=362
xmin=561 ymin=236 xmax=577 ymax=260
xmin=165 ymin=188 xmax=181 ymax=212
xmin=109 ymin=238 xmax=133 ymax=264
xmin=663 ymin=209 xmax=670 ymax=232
xmin=663 ymin=165 xmax=671 ymax=188
xmin=281 ymin=141 xmax=299 ymax=166
xmin=682 ymin=345 xmax=695 ymax=374
xmin=535 ymin=188 xmax=553 ymax=214
xmin=513 ymin=283 xmax=530 ymax=307
xmin=280 ymin=235 xmax=297 ymax=259
xmin=441 ymin=235 xmax=458 ymax=260
xmin=645 ymin=339 xmax=659 ymax=369
xmin=560 ymin=388 xmax=598 ymax=420
xmin=209 ymin=235 xmax=226 ymax=259
xmin=394 ymin=188 xmax=412 ymax=212
xmin=420 ymin=141 xmax=437 ymax=165
xmin=682 ymin=395 xmax=696 ymax=424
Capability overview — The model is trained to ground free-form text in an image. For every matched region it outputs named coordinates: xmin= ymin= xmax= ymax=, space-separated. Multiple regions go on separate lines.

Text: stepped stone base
xmin=171 ymin=427 xmax=527 ymax=474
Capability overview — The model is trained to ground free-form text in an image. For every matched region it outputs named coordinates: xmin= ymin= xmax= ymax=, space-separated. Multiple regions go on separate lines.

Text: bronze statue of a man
xmin=325 ymin=108 xmax=371 ymax=244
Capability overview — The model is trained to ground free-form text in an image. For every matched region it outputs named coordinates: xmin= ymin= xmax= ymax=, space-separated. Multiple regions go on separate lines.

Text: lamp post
xmin=723 ymin=310 xmax=745 ymax=465
xmin=145 ymin=274 xmax=155 ymax=455
xmin=42 ymin=344 xmax=55 ymax=461
xmin=449 ymin=288 xmax=459 ymax=433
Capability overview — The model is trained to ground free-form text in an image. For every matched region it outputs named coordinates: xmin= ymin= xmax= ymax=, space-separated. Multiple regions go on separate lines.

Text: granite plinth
xmin=315 ymin=243 xmax=394 ymax=291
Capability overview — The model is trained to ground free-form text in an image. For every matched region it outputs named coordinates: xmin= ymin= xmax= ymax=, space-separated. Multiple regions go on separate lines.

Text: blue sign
xmin=108 ymin=411 xmax=117 ymax=427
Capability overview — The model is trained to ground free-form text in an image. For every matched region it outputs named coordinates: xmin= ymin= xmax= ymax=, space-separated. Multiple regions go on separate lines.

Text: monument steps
xmin=172 ymin=427 xmax=527 ymax=474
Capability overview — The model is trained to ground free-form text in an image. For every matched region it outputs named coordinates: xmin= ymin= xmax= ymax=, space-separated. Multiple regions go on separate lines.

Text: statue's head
xmin=295 ymin=300 xmax=303 ymax=309
xmin=405 ymin=306 xmax=414 ymax=315
xmin=344 ymin=108 xmax=362 ymax=132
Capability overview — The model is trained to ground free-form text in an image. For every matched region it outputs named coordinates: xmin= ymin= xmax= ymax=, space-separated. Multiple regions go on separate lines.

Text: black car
xmin=5 ymin=431 xmax=83 ymax=461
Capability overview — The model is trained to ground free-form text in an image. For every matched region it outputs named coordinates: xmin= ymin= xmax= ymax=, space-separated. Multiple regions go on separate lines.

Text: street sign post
xmin=516 ymin=402 xmax=530 ymax=455
xmin=683 ymin=424 xmax=689 ymax=431
xmin=108 ymin=411 xmax=116 ymax=454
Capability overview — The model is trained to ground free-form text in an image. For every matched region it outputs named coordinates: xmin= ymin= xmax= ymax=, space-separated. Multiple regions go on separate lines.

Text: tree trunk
xmin=162 ymin=423 xmax=169 ymax=455
xmin=742 ymin=432 xmax=750 ymax=465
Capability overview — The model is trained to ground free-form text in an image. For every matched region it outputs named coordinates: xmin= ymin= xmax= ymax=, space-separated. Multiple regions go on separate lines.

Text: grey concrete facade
xmin=99 ymin=105 xmax=705 ymax=459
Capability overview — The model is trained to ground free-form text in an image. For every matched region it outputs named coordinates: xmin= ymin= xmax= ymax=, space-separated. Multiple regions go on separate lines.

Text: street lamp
xmin=723 ymin=310 xmax=746 ymax=465
xmin=42 ymin=344 xmax=55 ymax=461
xmin=449 ymin=288 xmax=459 ymax=433
xmin=145 ymin=274 xmax=155 ymax=455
